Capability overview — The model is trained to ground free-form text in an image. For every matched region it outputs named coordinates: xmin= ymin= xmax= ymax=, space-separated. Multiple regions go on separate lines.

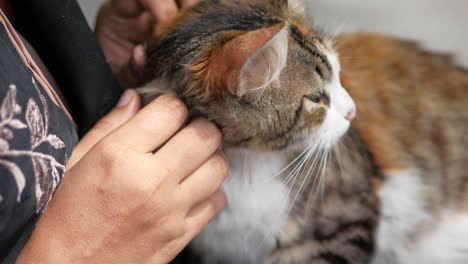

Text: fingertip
xmin=206 ymin=191 xmax=227 ymax=220
xmin=216 ymin=190 xmax=228 ymax=209
xmin=132 ymin=45 xmax=146 ymax=68
xmin=149 ymin=93 xmax=189 ymax=121
xmin=129 ymin=90 xmax=142 ymax=114
xmin=141 ymin=0 xmax=178 ymax=23
xmin=117 ymin=89 xmax=141 ymax=114
xmin=117 ymin=89 xmax=135 ymax=107
xmin=179 ymin=0 xmax=200 ymax=9
xmin=186 ymin=190 xmax=226 ymax=222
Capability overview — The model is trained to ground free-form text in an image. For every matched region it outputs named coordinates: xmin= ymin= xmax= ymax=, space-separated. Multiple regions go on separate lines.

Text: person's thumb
xmin=67 ymin=89 xmax=141 ymax=169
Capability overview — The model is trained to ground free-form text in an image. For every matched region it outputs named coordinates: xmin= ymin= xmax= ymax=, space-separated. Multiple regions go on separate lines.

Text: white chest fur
xmin=192 ymin=148 xmax=290 ymax=264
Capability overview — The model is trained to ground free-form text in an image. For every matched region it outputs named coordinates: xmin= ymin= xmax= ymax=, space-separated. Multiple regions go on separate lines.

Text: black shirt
xmin=0 ymin=1 xmax=121 ymax=262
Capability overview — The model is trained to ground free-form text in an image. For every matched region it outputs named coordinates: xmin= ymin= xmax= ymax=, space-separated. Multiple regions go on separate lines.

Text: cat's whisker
xmin=334 ymin=141 xmax=345 ymax=178
xmin=296 ymin=149 xmax=325 ymax=205
xmin=337 ymin=137 xmax=352 ymax=157
xmin=281 ymin=146 xmax=315 ymax=200
xmin=303 ymin=129 xmax=339 ymax=202
xmin=335 ymin=56 xmax=375 ymax=64
xmin=320 ymin=151 xmax=331 ymax=200
xmin=328 ymin=18 xmax=349 ymax=44
xmin=251 ymin=143 xmax=323 ymax=253
xmin=280 ymin=144 xmax=317 ymax=212
xmin=279 ymin=139 xmax=323 ymax=187
xmin=280 ymin=148 xmax=311 ymax=187
xmin=311 ymin=146 xmax=331 ymax=203
xmin=262 ymin=142 xmax=316 ymax=184
xmin=280 ymin=147 xmax=314 ymax=198
xmin=285 ymin=139 xmax=327 ymax=215
xmin=306 ymin=147 xmax=327 ymax=203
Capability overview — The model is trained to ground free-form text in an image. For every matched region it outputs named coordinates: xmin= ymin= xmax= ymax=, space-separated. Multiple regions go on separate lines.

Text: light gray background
xmin=78 ymin=0 xmax=468 ymax=66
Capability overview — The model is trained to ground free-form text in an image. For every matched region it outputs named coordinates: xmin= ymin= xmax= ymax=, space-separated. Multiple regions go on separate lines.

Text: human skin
xmin=3 ymin=0 xmax=228 ymax=262
xmin=96 ymin=0 xmax=200 ymax=88
xmin=17 ymin=91 xmax=228 ymax=263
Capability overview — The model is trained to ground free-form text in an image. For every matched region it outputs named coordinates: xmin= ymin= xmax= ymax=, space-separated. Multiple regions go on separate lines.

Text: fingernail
xmin=133 ymin=45 xmax=145 ymax=66
xmin=117 ymin=90 xmax=135 ymax=107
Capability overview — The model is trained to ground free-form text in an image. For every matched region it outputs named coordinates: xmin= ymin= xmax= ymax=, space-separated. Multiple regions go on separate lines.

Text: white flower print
xmin=0 ymin=78 xmax=65 ymax=212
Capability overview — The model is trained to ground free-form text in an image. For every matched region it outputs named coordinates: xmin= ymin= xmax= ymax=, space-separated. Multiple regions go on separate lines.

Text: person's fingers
xmin=67 ymin=90 xmax=140 ymax=169
xmin=109 ymin=0 xmax=145 ymax=18
xmin=152 ymin=118 xmax=222 ymax=183
xmin=149 ymin=190 xmax=225 ymax=264
xmin=176 ymin=0 xmax=200 ymax=9
xmin=180 ymin=151 xmax=228 ymax=206
xmin=184 ymin=190 xmax=226 ymax=237
xmin=140 ymin=0 xmax=178 ymax=23
xmin=116 ymin=45 xmax=147 ymax=88
xmin=105 ymin=94 xmax=188 ymax=153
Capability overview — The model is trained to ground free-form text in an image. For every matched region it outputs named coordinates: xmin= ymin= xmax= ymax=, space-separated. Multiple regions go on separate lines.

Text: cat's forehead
xmin=289 ymin=18 xmax=334 ymax=51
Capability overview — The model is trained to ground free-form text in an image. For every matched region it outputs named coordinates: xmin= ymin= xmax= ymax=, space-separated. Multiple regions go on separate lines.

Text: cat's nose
xmin=345 ymin=109 xmax=356 ymax=121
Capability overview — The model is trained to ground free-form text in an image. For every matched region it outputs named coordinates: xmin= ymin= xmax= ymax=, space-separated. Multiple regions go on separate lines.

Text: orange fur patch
xmin=337 ymin=32 xmax=468 ymax=174
xmin=189 ymin=23 xmax=284 ymax=99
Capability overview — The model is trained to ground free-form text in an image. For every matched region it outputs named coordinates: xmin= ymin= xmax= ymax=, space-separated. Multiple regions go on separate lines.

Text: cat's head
xmin=141 ymin=0 xmax=356 ymax=152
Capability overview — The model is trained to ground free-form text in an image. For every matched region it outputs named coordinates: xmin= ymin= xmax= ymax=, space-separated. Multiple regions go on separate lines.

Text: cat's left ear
xmin=269 ymin=0 xmax=288 ymax=10
xmin=190 ymin=23 xmax=288 ymax=98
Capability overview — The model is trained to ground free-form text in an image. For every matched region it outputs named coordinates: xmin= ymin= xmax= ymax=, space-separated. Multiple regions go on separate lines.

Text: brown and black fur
xmin=143 ymin=0 xmax=379 ymax=263
xmin=142 ymin=0 xmax=468 ymax=263
xmin=268 ymin=131 xmax=380 ymax=264
xmin=143 ymin=0 xmax=333 ymax=151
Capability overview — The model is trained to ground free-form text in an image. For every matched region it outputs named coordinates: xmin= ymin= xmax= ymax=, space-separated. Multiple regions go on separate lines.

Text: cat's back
xmin=337 ymin=32 xmax=468 ymax=207
xmin=336 ymin=32 xmax=468 ymax=263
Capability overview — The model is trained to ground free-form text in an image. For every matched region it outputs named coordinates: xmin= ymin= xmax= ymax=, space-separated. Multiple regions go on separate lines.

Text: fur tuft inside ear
xmin=270 ymin=0 xmax=288 ymax=10
xmin=237 ymin=26 xmax=289 ymax=96
xmin=289 ymin=0 xmax=306 ymax=15
xmin=189 ymin=23 xmax=289 ymax=99
xmin=269 ymin=0 xmax=305 ymax=15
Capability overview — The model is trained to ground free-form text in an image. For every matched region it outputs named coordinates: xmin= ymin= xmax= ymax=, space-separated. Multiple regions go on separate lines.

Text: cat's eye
xmin=304 ymin=91 xmax=329 ymax=105
xmin=305 ymin=94 xmax=321 ymax=103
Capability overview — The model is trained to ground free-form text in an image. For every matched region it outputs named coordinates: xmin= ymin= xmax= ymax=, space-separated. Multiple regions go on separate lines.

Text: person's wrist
xmin=17 ymin=214 xmax=75 ymax=263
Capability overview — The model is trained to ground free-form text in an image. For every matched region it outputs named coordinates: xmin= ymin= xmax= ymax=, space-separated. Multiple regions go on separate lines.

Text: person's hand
xmin=17 ymin=90 xmax=227 ymax=263
xmin=95 ymin=0 xmax=200 ymax=88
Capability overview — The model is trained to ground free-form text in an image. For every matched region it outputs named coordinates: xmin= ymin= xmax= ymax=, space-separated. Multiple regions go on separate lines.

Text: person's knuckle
xmin=121 ymin=177 xmax=151 ymax=199
xmin=184 ymin=0 xmax=199 ymax=7
xmin=94 ymin=142 xmax=152 ymax=194
xmin=94 ymin=141 xmax=124 ymax=172
xmin=199 ymin=195 xmax=226 ymax=227
xmin=157 ymin=94 xmax=188 ymax=119
xmin=174 ymin=221 xmax=188 ymax=238
xmin=93 ymin=117 xmax=116 ymax=132
xmin=210 ymin=153 xmax=229 ymax=180
xmin=158 ymin=216 xmax=186 ymax=240
xmin=192 ymin=119 xmax=222 ymax=145
xmin=158 ymin=239 xmax=183 ymax=261
xmin=212 ymin=192 xmax=227 ymax=213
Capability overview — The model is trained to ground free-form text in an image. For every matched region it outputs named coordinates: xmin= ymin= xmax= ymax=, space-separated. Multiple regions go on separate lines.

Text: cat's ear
xmin=269 ymin=0 xmax=288 ymax=10
xmin=269 ymin=0 xmax=306 ymax=14
xmin=190 ymin=23 xmax=288 ymax=98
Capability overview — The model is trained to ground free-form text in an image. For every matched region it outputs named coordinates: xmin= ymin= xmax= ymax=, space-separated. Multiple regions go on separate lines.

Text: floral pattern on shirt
xmin=0 ymin=77 xmax=65 ymax=212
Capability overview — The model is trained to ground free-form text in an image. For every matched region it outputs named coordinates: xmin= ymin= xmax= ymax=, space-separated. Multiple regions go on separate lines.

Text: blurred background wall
xmin=77 ymin=0 xmax=468 ymax=66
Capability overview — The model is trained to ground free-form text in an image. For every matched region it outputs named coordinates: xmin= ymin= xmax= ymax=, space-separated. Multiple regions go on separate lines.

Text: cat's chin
xmin=319 ymin=107 xmax=351 ymax=147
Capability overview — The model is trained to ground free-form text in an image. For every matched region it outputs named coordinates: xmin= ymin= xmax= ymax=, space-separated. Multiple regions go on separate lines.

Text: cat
xmin=138 ymin=0 xmax=468 ymax=263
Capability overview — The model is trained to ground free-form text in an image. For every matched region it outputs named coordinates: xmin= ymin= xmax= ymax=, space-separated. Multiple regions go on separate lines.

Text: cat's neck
xmin=225 ymin=147 xmax=292 ymax=184
xmin=194 ymin=132 xmax=378 ymax=262
xmin=208 ymin=147 xmax=291 ymax=261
